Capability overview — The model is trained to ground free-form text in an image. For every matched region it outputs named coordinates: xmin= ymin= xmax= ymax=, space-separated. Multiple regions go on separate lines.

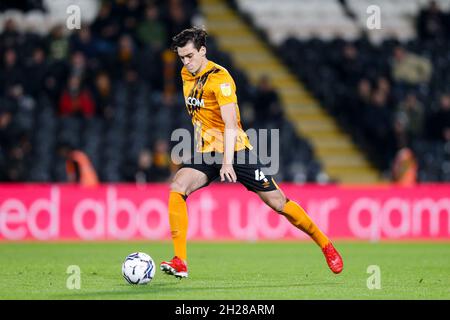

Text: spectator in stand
xmin=117 ymin=34 xmax=137 ymax=70
xmin=68 ymin=50 xmax=97 ymax=94
xmin=59 ymin=75 xmax=95 ymax=118
xmin=0 ymin=18 xmax=21 ymax=51
xmin=47 ymin=25 xmax=69 ymax=62
xmin=0 ymin=101 xmax=32 ymax=182
xmin=391 ymin=147 xmax=418 ymax=186
xmin=137 ymin=4 xmax=167 ymax=49
xmin=5 ymin=83 xmax=36 ymax=121
xmin=121 ymin=67 xmax=143 ymax=99
xmin=42 ymin=35 xmax=78 ymax=105
xmin=133 ymin=148 xmax=154 ymax=183
xmin=417 ymin=0 xmax=447 ymax=41
xmin=0 ymin=104 xmax=15 ymax=153
xmin=0 ymin=152 xmax=6 ymax=181
xmin=57 ymin=142 xmax=99 ymax=186
xmin=90 ymin=1 xmax=120 ymax=43
xmin=25 ymin=46 xmax=48 ymax=98
xmin=0 ymin=48 xmax=24 ymax=95
xmin=394 ymin=93 xmax=424 ymax=142
xmin=427 ymin=93 xmax=450 ymax=142
xmin=92 ymin=71 xmax=114 ymax=120
xmin=150 ymin=139 xmax=172 ymax=182
xmin=42 ymin=57 xmax=67 ymax=105
xmin=162 ymin=48 xmax=178 ymax=98
xmin=392 ymin=46 xmax=432 ymax=85
xmin=4 ymin=132 xmax=32 ymax=182
xmin=357 ymin=79 xmax=372 ymax=104
xmin=165 ymin=0 xmax=192 ymax=37
xmin=69 ymin=27 xmax=98 ymax=59
xmin=346 ymin=78 xmax=372 ymax=127
xmin=252 ymin=75 xmax=283 ymax=126
xmin=69 ymin=51 xmax=88 ymax=80
xmin=337 ymin=43 xmax=363 ymax=87
xmin=363 ymin=88 xmax=395 ymax=169
xmin=120 ymin=0 xmax=143 ymax=35
xmin=376 ymin=76 xmax=394 ymax=106
xmin=124 ymin=145 xmax=171 ymax=183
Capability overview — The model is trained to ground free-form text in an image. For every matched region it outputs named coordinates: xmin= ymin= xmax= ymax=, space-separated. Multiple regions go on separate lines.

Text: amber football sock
xmin=281 ymin=200 xmax=330 ymax=248
xmin=168 ymin=191 xmax=188 ymax=262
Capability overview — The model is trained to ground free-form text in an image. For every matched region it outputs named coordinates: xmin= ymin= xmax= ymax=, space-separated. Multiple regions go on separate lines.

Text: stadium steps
xmin=199 ymin=0 xmax=382 ymax=183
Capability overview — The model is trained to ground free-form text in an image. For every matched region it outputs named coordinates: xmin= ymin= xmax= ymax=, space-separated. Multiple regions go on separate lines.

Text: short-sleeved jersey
xmin=181 ymin=60 xmax=253 ymax=153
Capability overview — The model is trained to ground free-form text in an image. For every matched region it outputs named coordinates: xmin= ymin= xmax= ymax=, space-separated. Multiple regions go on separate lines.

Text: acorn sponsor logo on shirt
xmin=185 ymin=97 xmax=205 ymax=108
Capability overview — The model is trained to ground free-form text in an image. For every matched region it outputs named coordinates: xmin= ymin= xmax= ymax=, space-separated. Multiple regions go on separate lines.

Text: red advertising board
xmin=0 ymin=184 xmax=449 ymax=241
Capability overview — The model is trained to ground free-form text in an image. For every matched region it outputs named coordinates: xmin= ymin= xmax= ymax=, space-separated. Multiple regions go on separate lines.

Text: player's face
xmin=177 ymin=41 xmax=206 ymax=74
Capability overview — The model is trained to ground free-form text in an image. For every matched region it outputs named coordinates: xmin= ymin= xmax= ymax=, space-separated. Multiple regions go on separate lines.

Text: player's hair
xmin=171 ymin=26 xmax=208 ymax=52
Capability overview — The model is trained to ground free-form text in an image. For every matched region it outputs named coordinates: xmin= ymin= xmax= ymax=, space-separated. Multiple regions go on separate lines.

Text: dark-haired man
xmin=160 ymin=27 xmax=343 ymax=278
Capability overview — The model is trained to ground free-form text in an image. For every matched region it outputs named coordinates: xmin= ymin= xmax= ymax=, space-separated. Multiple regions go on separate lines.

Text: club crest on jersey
xmin=220 ymin=83 xmax=232 ymax=97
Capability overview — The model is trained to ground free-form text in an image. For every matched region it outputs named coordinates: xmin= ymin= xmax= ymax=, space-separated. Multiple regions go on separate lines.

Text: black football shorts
xmin=180 ymin=148 xmax=278 ymax=192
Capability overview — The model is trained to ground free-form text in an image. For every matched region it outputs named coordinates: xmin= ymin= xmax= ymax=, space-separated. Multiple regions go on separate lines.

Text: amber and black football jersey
xmin=181 ymin=60 xmax=253 ymax=153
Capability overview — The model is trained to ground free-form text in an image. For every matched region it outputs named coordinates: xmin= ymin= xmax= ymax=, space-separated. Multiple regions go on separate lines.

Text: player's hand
xmin=220 ymin=164 xmax=237 ymax=183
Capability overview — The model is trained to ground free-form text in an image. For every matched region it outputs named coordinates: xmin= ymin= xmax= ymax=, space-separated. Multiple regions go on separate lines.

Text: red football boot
xmin=160 ymin=256 xmax=188 ymax=278
xmin=322 ymin=243 xmax=343 ymax=274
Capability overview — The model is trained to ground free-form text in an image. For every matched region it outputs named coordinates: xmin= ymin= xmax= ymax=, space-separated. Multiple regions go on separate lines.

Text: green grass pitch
xmin=0 ymin=241 xmax=448 ymax=300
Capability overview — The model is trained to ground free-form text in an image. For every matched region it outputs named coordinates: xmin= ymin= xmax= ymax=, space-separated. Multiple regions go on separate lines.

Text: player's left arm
xmin=213 ymin=72 xmax=239 ymax=183
xmin=220 ymin=103 xmax=238 ymax=183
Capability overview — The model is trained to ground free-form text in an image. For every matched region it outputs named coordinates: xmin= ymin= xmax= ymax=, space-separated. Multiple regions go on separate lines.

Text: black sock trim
xmin=171 ymin=191 xmax=188 ymax=201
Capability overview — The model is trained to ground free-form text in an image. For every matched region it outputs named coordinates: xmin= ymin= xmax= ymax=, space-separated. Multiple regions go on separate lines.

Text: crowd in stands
xmin=280 ymin=0 xmax=450 ymax=181
xmin=0 ymin=0 xmax=46 ymax=13
xmin=0 ymin=0 xmax=319 ymax=183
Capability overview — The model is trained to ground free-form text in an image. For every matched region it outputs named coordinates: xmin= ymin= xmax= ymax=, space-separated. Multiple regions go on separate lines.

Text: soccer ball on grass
xmin=122 ymin=252 xmax=155 ymax=285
